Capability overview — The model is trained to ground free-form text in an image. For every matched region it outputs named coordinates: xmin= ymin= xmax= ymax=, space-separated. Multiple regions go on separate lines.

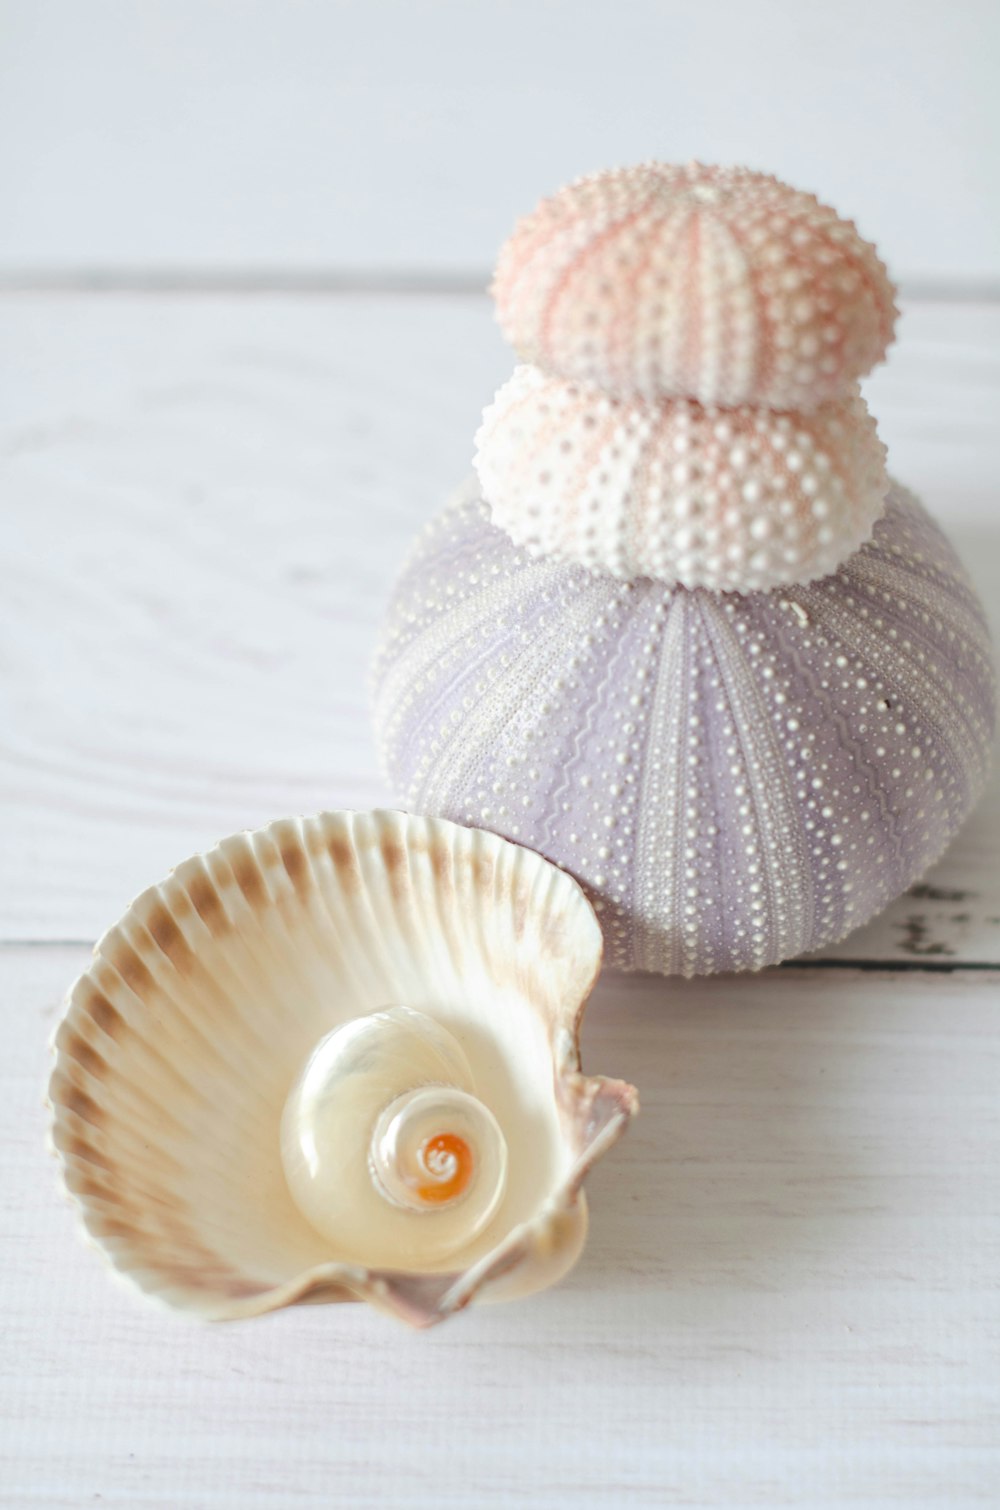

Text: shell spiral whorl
xmin=281 ymin=1006 xmax=509 ymax=1267
xmin=370 ymin=1085 xmax=503 ymax=1215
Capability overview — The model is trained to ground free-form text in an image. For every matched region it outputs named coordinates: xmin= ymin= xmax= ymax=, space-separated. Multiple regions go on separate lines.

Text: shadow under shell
xmin=373 ymin=481 xmax=995 ymax=976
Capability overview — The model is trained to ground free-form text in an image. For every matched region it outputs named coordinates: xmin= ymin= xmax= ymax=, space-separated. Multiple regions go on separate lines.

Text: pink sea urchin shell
xmin=493 ymin=162 xmax=898 ymax=411
xmin=475 ymin=365 xmax=889 ymax=591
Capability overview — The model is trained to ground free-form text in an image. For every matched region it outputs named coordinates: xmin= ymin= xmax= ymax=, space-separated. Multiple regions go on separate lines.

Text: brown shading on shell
xmin=47 ymin=810 xmax=635 ymax=1326
xmin=185 ymin=869 xmax=229 ymax=934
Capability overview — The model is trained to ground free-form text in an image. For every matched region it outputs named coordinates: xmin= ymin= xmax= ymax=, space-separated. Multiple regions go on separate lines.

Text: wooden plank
xmin=5 ymin=944 xmax=999 ymax=1507
xmin=1 ymin=2 xmax=998 ymax=284
xmin=1 ymin=295 xmax=998 ymax=965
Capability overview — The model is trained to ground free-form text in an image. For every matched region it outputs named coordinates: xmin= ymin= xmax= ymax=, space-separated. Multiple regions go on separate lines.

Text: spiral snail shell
xmin=281 ymin=1007 xmax=509 ymax=1267
xmin=47 ymin=811 xmax=636 ymax=1325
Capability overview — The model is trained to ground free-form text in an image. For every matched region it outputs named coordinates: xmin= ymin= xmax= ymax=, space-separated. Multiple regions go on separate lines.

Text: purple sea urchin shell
xmin=373 ymin=481 xmax=994 ymax=976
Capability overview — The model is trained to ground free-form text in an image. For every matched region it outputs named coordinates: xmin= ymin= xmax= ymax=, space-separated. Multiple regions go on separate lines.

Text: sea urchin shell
xmin=374 ymin=483 xmax=994 ymax=976
xmin=492 ymin=162 xmax=898 ymax=410
xmin=475 ymin=364 xmax=889 ymax=591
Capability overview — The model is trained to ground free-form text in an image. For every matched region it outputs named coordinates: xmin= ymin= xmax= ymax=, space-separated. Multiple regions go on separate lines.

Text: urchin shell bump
xmin=373 ymin=483 xmax=994 ymax=976
xmin=493 ymin=162 xmax=898 ymax=410
xmin=475 ymin=364 xmax=888 ymax=591
xmin=47 ymin=811 xmax=636 ymax=1325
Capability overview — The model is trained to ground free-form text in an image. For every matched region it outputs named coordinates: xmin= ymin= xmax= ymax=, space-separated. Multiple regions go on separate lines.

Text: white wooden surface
xmin=2 ymin=292 xmax=999 ymax=1507
xmin=6 ymin=950 xmax=1000 ymax=1508
xmin=1 ymin=0 xmax=998 ymax=286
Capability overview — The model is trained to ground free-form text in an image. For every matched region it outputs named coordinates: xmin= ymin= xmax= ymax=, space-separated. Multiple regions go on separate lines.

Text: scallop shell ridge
xmin=47 ymin=810 xmax=637 ymax=1326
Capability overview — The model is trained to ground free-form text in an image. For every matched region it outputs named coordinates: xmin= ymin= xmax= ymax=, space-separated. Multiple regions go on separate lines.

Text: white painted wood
xmin=0 ymin=1 xmax=998 ymax=284
xmin=5 ymin=946 xmax=999 ymax=1507
xmin=3 ymin=289 xmax=1000 ymax=1506
xmin=2 ymin=294 xmax=998 ymax=963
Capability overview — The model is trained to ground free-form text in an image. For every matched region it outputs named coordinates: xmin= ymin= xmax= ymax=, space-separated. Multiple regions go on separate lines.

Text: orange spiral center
xmin=415 ymin=1132 xmax=474 ymax=1205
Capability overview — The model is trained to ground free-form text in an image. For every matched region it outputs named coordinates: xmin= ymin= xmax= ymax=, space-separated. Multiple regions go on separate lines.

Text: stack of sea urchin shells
xmin=480 ymin=162 xmax=895 ymax=592
xmin=373 ymin=163 xmax=995 ymax=976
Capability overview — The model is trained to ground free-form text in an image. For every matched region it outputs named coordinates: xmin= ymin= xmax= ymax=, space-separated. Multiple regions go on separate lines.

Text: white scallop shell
xmin=47 ymin=811 xmax=636 ymax=1327
xmin=475 ymin=365 xmax=889 ymax=591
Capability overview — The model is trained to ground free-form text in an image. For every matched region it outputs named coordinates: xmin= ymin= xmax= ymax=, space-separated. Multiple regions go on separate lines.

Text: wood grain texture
xmin=1 ymin=295 xmax=998 ymax=962
xmin=2 ymin=292 xmax=999 ymax=1508
xmin=4 ymin=946 xmax=999 ymax=1507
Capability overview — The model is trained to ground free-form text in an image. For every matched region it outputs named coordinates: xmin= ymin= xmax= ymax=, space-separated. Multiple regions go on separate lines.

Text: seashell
xmin=492 ymin=161 xmax=898 ymax=410
xmin=281 ymin=1006 xmax=509 ymax=1267
xmin=475 ymin=364 xmax=888 ymax=591
xmin=47 ymin=810 xmax=637 ymax=1326
xmin=374 ymin=481 xmax=995 ymax=976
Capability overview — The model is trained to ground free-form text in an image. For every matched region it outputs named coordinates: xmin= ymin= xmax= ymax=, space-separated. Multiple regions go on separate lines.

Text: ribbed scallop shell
xmin=374 ymin=483 xmax=994 ymax=976
xmin=475 ymin=364 xmax=888 ymax=591
xmin=47 ymin=811 xmax=636 ymax=1326
xmin=493 ymin=162 xmax=897 ymax=410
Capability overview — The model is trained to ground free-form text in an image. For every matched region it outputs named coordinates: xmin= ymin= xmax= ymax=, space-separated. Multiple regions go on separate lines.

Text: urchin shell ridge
xmin=474 ymin=364 xmax=889 ymax=591
xmin=373 ymin=481 xmax=995 ymax=976
xmin=493 ymin=161 xmax=898 ymax=410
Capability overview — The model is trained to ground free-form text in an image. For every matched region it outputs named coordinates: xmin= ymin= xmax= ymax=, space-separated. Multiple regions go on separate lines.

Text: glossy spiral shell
xmin=475 ymin=364 xmax=888 ymax=591
xmin=281 ymin=1007 xmax=509 ymax=1266
xmin=47 ymin=811 xmax=636 ymax=1325
xmin=493 ymin=161 xmax=897 ymax=410
xmin=374 ymin=482 xmax=995 ymax=976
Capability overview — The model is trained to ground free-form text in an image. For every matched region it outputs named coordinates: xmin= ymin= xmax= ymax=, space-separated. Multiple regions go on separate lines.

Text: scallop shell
xmin=492 ymin=161 xmax=897 ymax=410
xmin=374 ymin=482 xmax=995 ymax=976
xmin=475 ymin=364 xmax=888 ymax=591
xmin=47 ymin=810 xmax=637 ymax=1326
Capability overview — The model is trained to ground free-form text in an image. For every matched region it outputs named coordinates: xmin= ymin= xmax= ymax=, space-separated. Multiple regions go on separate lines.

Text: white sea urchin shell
xmin=475 ymin=364 xmax=889 ymax=591
xmin=47 ymin=810 xmax=636 ymax=1326
xmin=493 ymin=162 xmax=897 ymax=410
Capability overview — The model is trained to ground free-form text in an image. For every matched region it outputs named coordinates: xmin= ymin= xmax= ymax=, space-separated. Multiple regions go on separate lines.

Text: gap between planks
xmin=1 ymin=270 xmax=1000 ymax=301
